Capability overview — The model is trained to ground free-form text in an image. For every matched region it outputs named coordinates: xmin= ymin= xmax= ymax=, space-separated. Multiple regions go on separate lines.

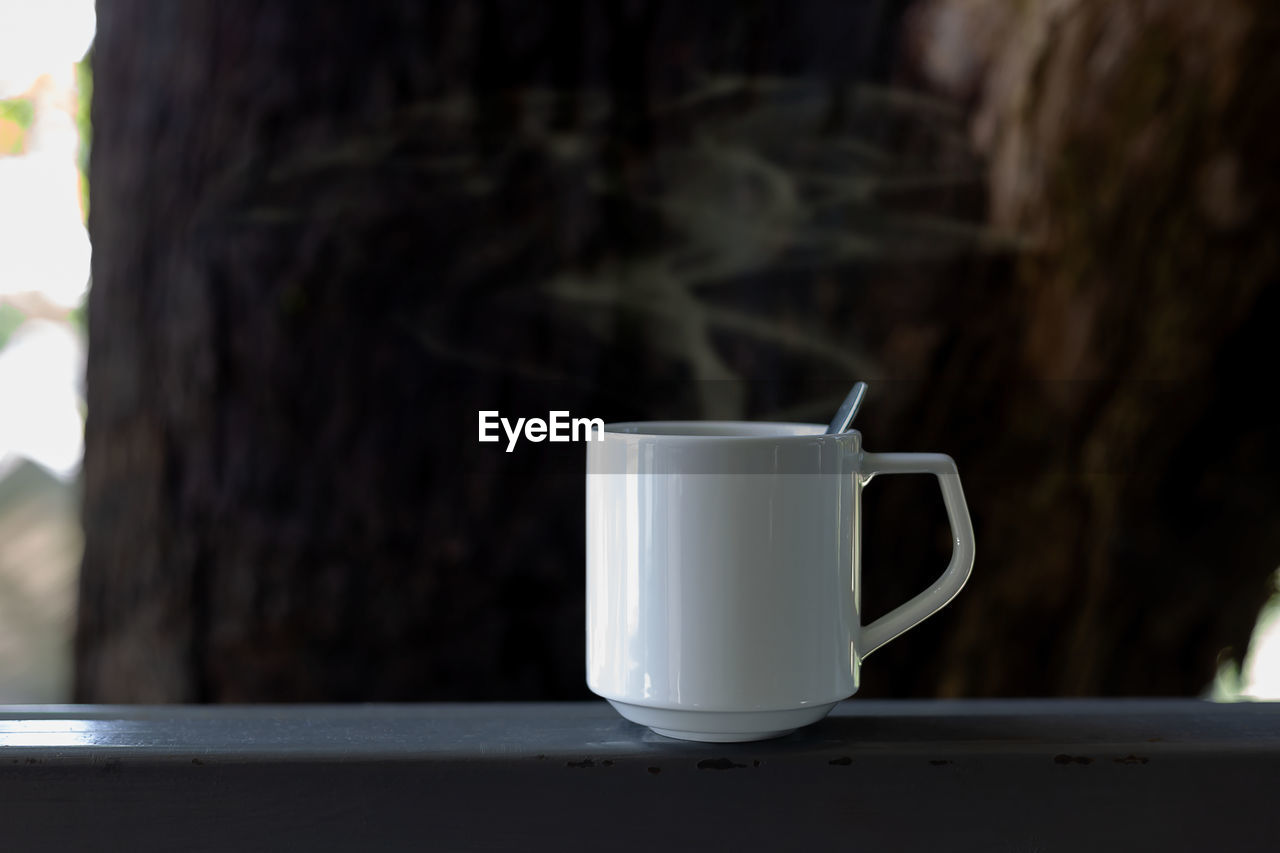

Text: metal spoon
xmin=826 ymin=382 xmax=868 ymax=434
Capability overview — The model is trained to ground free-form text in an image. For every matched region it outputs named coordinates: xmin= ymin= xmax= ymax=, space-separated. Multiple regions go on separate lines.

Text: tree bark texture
xmin=78 ymin=0 xmax=1280 ymax=701
xmin=888 ymin=0 xmax=1280 ymax=696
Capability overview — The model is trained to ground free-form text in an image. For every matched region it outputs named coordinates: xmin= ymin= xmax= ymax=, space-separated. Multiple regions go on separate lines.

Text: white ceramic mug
xmin=586 ymin=421 xmax=975 ymax=742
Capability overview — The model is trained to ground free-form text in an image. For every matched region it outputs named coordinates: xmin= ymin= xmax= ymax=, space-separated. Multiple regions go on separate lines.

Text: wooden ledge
xmin=2 ymin=700 xmax=1278 ymax=850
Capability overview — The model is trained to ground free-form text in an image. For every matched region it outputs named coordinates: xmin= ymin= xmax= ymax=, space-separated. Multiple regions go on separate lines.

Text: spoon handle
xmin=826 ymin=382 xmax=868 ymax=434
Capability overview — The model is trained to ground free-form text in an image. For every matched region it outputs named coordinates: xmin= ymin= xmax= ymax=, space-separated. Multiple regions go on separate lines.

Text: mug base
xmin=607 ymin=699 xmax=838 ymax=743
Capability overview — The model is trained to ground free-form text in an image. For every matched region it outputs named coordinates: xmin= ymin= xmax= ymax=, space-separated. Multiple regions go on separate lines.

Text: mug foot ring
xmin=606 ymin=699 xmax=838 ymax=743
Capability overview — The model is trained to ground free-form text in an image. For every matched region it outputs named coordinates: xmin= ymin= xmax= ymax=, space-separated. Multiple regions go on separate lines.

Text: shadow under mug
xmin=586 ymin=421 xmax=975 ymax=742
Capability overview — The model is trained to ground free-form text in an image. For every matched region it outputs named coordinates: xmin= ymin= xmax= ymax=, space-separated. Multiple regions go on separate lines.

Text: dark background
xmin=76 ymin=0 xmax=1280 ymax=702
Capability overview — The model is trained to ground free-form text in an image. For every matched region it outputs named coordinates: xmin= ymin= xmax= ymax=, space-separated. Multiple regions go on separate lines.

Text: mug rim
xmin=604 ymin=420 xmax=856 ymax=440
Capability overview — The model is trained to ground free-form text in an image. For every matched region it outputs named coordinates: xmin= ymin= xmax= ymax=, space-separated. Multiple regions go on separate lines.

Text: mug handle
xmin=858 ymin=452 xmax=976 ymax=658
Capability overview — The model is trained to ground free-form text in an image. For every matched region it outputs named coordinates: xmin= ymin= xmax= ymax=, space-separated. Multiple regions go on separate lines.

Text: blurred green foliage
xmin=0 ymin=303 xmax=26 ymax=349
xmin=0 ymin=98 xmax=34 ymax=128
xmin=77 ymin=50 xmax=93 ymax=220
xmin=69 ymin=297 xmax=87 ymax=339
xmin=0 ymin=97 xmax=35 ymax=155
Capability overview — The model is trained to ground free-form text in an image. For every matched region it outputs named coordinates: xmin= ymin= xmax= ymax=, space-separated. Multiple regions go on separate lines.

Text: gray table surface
xmin=2 ymin=699 xmax=1278 ymax=851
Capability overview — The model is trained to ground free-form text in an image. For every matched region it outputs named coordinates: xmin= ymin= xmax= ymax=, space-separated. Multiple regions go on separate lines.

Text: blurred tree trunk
xmin=873 ymin=0 xmax=1280 ymax=696
xmin=77 ymin=0 xmax=901 ymax=702
xmin=78 ymin=0 xmax=1279 ymax=702
xmin=77 ymin=0 xmax=606 ymax=702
